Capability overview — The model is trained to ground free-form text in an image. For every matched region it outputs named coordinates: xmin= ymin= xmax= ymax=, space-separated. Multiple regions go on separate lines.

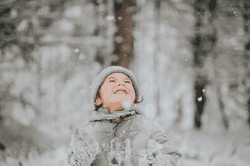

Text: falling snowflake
xmin=106 ymin=15 xmax=115 ymax=21
xmin=118 ymin=16 xmax=122 ymax=20
xmin=79 ymin=54 xmax=85 ymax=60
xmin=74 ymin=48 xmax=79 ymax=53
xmin=115 ymin=36 xmax=123 ymax=43
xmin=198 ymin=97 xmax=202 ymax=101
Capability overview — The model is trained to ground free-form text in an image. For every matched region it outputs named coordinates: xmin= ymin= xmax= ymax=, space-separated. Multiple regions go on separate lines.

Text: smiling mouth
xmin=114 ymin=89 xmax=127 ymax=94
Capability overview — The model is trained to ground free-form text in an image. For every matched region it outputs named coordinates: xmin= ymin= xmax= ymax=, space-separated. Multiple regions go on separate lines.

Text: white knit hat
xmin=90 ymin=66 xmax=143 ymax=107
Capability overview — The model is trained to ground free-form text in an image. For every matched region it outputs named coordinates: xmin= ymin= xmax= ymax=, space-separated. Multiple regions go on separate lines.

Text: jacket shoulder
xmin=132 ymin=114 xmax=155 ymax=131
xmin=134 ymin=114 xmax=154 ymax=123
xmin=79 ymin=122 xmax=95 ymax=134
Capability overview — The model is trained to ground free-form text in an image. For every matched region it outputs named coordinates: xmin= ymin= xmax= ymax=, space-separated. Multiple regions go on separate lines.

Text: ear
xmin=95 ymin=97 xmax=103 ymax=106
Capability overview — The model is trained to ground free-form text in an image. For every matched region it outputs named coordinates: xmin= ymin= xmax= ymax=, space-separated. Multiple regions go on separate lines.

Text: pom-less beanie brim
xmin=90 ymin=66 xmax=143 ymax=107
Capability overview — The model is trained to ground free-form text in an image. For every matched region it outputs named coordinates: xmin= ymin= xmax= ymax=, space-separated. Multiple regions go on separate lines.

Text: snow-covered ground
xmin=170 ymin=126 xmax=250 ymax=166
xmin=1 ymin=126 xmax=250 ymax=166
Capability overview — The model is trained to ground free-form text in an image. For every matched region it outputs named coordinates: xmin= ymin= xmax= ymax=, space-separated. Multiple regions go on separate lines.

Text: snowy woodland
xmin=0 ymin=0 xmax=250 ymax=165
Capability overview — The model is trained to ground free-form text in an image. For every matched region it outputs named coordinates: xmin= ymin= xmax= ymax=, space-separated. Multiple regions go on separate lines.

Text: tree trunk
xmin=153 ymin=0 xmax=161 ymax=119
xmin=35 ymin=47 xmax=42 ymax=118
xmin=193 ymin=0 xmax=229 ymax=131
xmin=194 ymin=76 xmax=206 ymax=128
xmin=213 ymin=0 xmax=247 ymax=130
xmin=132 ymin=0 xmax=195 ymax=131
xmin=240 ymin=0 xmax=250 ymax=126
xmin=192 ymin=0 xmax=209 ymax=129
xmin=132 ymin=0 xmax=157 ymax=119
xmin=112 ymin=0 xmax=135 ymax=68
xmin=94 ymin=0 xmax=115 ymax=68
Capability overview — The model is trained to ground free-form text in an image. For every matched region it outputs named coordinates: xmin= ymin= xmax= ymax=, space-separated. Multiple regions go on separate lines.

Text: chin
xmin=111 ymin=96 xmax=133 ymax=103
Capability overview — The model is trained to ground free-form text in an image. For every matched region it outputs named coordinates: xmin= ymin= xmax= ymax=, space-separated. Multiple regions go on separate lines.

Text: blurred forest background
xmin=0 ymin=0 xmax=250 ymax=165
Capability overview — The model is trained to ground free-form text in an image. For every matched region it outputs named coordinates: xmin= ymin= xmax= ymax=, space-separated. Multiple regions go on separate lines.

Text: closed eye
xmin=109 ymin=79 xmax=115 ymax=82
xmin=125 ymin=80 xmax=131 ymax=83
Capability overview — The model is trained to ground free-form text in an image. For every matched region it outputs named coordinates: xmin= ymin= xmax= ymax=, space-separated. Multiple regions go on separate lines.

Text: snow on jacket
xmin=68 ymin=105 xmax=181 ymax=166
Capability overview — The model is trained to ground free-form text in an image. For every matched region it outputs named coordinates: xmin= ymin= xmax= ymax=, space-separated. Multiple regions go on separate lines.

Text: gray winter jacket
xmin=68 ymin=105 xmax=181 ymax=166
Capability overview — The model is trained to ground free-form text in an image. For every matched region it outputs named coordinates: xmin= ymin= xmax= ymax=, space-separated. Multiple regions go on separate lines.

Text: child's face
xmin=96 ymin=72 xmax=136 ymax=108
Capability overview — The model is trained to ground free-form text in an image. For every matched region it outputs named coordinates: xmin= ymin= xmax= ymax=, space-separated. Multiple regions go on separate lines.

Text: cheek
xmin=129 ymin=87 xmax=136 ymax=100
xmin=100 ymin=86 xmax=113 ymax=99
xmin=130 ymin=92 xmax=136 ymax=101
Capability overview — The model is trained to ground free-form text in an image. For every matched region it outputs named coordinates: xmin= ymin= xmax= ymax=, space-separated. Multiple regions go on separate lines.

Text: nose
xmin=118 ymin=81 xmax=124 ymax=86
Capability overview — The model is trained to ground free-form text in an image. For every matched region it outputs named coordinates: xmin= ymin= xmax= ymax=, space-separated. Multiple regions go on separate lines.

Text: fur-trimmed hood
xmin=90 ymin=66 xmax=143 ymax=107
xmin=88 ymin=104 xmax=145 ymax=122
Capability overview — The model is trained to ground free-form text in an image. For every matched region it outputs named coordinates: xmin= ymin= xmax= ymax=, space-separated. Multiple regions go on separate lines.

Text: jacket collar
xmin=88 ymin=104 xmax=144 ymax=122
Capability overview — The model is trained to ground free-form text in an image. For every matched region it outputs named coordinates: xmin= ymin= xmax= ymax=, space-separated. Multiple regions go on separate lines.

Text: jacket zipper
xmin=113 ymin=122 xmax=119 ymax=137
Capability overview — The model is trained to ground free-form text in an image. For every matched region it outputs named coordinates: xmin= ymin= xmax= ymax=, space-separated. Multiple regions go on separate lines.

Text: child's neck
xmin=103 ymin=103 xmax=123 ymax=113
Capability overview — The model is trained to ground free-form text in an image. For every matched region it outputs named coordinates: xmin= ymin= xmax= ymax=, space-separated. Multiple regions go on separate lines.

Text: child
xmin=68 ymin=66 xmax=181 ymax=166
